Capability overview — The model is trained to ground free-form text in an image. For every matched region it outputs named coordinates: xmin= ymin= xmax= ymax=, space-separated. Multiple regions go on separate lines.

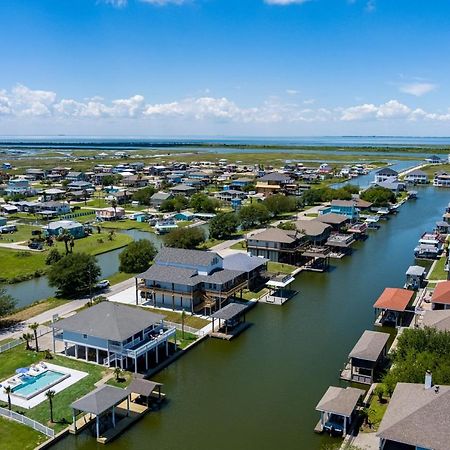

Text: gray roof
xmin=197 ymin=268 xmax=244 ymax=285
xmin=377 ymin=383 xmax=450 ymax=450
xmin=139 ymin=264 xmax=199 ymax=286
xmin=258 ymin=172 xmax=292 ymax=182
xmin=422 ymin=310 xmax=450 ymax=332
xmin=151 ymin=192 xmax=172 ymax=201
xmin=406 ymin=169 xmax=427 ymax=177
xmin=128 ymin=378 xmax=161 ymax=397
xmin=170 ymin=184 xmax=196 ymax=191
xmin=71 ymin=385 xmax=129 ymax=415
xmin=316 ymin=386 xmax=364 ymax=417
xmin=211 ymin=303 xmax=247 ymax=320
xmin=222 ymin=253 xmax=267 ymax=273
xmin=295 ymin=219 xmax=331 ymax=237
xmin=249 ymin=228 xmax=301 ymax=244
xmin=406 ymin=265 xmax=426 ymax=276
xmin=317 ymin=213 xmax=349 ymax=225
xmin=52 ymin=302 xmax=164 ymax=341
xmin=47 ymin=220 xmax=82 ymax=230
xmin=376 ymin=167 xmax=398 ymax=176
xmin=348 ymin=330 xmax=389 ymax=362
xmin=155 ymin=247 xmax=221 ymax=267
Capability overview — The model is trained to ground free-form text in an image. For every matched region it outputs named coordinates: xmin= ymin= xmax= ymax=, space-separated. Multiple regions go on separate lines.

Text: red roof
xmin=432 ymin=281 xmax=450 ymax=305
xmin=373 ymin=288 xmax=414 ymax=312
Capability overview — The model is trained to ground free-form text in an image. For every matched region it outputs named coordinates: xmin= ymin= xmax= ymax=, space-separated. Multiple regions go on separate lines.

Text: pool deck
xmin=0 ymin=362 xmax=88 ymax=409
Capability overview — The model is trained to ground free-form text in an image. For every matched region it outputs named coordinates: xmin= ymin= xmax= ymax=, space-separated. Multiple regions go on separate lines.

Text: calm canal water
xmin=52 ymin=186 xmax=449 ymax=450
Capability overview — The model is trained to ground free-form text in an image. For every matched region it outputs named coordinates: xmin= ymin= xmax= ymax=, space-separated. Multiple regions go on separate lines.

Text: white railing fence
xmin=165 ymin=321 xmax=206 ymax=337
xmin=0 ymin=328 xmax=51 ymax=354
xmin=0 ymin=406 xmax=55 ymax=437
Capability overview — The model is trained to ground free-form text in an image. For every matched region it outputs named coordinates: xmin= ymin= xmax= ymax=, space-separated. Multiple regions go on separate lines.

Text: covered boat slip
xmin=314 ymin=386 xmax=365 ymax=436
xmin=210 ymin=303 xmax=250 ymax=340
xmin=70 ymin=379 xmax=164 ymax=444
xmin=373 ymin=288 xmax=415 ymax=327
xmin=260 ymin=274 xmax=297 ymax=306
xmin=340 ymin=330 xmax=390 ymax=385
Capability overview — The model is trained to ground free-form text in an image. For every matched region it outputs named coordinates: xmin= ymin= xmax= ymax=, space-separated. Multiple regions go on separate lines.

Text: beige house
xmin=96 ymin=207 xmax=125 ymax=221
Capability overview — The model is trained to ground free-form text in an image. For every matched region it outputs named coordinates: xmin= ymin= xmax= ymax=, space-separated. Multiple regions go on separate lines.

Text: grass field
xmin=421 ymin=163 xmax=450 ymax=176
xmin=0 ymin=225 xmax=43 ymax=244
xmin=267 ymin=261 xmax=297 ymax=275
xmin=2 ymin=297 xmax=68 ymax=323
xmin=428 ymin=255 xmax=449 ymax=281
xmin=0 ymin=232 xmax=132 ymax=283
xmin=107 ymin=271 xmax=136 ymax=285
xmin=100 ymin=219 xmax=153 ymax=231
xmin=361 ymin=392 xmax=389 ymax=433
xmin=0 ymin=416 xmax=47 ymax=450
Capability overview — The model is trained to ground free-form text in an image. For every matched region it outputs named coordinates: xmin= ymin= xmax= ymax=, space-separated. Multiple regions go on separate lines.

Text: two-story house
xmin=319 ymin=200 xmax=359 ymax=220
xmin=136 ymin=248 xmax=256 ymax=315
xmin=51 ymin=302 xmax=176 ymax=373
xmin=374 ymin=167 xmax=398 ymax=184
xmin=5 ymin=178 xmax=34 ymax=196
xmin=246 ymin=227 xmax=307 ymax=264
xmin=404 ymin=169 xmax=429 ymax=184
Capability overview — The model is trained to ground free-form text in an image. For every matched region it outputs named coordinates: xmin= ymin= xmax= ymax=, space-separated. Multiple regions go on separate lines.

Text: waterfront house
xmin=319 ymin=200 xmax=359 ymax=220
xmin=377 ymin=380 xmax=450 ymax=450
xmin=374 ymin=180 xmax=406 ymax=194
xmin=96 ymin=207 xmax=126 ymax=221
xmin=51 ymin=302 xmax=176 ymax=373
xmin=246 ymin=228 xmax=307 ymax=264
xmin=315 ymin=386 xmax=364 ymax=436
xmin=420 ymin=309 xmax=450 ymax=331
xmin=433 ymin=171 xmax=450 ymax=187
xmin=136 ymin=248 xmax=249 ymax=314
xmin=25 ymin=168 xmax=46 ymax=180
xmin=374 ymin=167 xmax=398 ymax=184
xmin=66 ymin=171 xmax=85 ymax=182
xmin=404 ymin=169 xmax=429 ymax=184
xmin=373 ymin=288 xmax=414 ymax=327
xmin=316 ymin=213 xmax=349 ymax=231
xmin=405 ymin=265 xmax=426 ymax=290
xmin=222 ymin=252 xmax=268 ymax=290
xmin=425 ymin=154 xmax=443 ymax=164
xmin=67 ymin=180 xmax=93 ymax=191
xmin=341 ymin=330 xmax=389 ymax=385
xmin=431 ymin=281 xmax=450 ymax=310
xmin=45 ymin=220 xmax=85 ymax=239
xmin=295 ymin=220 xmax=332 ymax=245
xmin=150 ymin=192 xmax=173 ymax=209
xmin=414 ymin=232 xmax=443 ymax=260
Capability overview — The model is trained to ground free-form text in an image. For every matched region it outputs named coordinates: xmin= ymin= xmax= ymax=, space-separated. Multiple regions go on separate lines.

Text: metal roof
xmin=222 ymin=253 xmax=268 ymax=273
xmin=316 ymin=386 xmax=364 ymax=417
xmin=348 ymin=330 xmax=390 ymax=362
xmin=51 ymin=302 xmax=164 ymax=341
xmin=71 ymin=386 xmax=129 ymax=415
xmin=406 ymin=265 xmax=426 ymax=276
xmin=211 ymin=303 xmax=248 ymax=320
xmin=128 ymin=378 xmax=162 ymax=397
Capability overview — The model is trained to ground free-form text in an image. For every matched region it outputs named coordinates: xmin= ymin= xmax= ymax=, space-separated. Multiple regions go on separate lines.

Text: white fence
xmin=165 ymin=321 xmax=206 ymax=336
xmin=0 ymin=406 xmax=55 ymax=437
xmin=0 ymin=328 xmax=51 ymax=354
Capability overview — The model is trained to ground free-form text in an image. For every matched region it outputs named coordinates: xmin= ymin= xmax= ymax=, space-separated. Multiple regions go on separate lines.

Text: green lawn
xmin=2 ymin=297 xmax=69 ymax=323
xmin=0 ymin=416 xmax=47 ymax=450
xmin=361 ymin=392 xmax=389 ymax=433
xmin=107 ymin=271 xmax=136 ymax=285
xmin=0 ymin=232 xmax=133 ymax=283
xmin=428 ymin=255 xmax=448 ymax=281
xmin=173 ymin=331 xmax=198 ymax=350
xmin=230 ymin=241 xmax=246 ymax=250
xmin=100 ymin=219 xmax=153 ymax=231
xmin=0 ymin=346 xmax=110 ymax=432
xmin=145 ymin=307 xmax=209 ymax=329
xmin=0 ymin=225 xmax=43 ymax=244
xmin=267 ymin=261 xmax=297 ymax=275
xmin=241 ymin=287 xmax=268 ymax=301
xmin=420 ymin=163 xmax=450 ymax=177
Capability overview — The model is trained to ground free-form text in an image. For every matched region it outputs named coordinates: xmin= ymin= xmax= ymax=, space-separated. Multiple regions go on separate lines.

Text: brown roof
xmin=422 ymin=310 xmax=450 ymax=332
xmin=432 ymin=281 xmax=450 ymax=305
xmin=373 ymin=288 xmax=414 ymax=312
xmin=317 ymin=213 xmax=349 ymax=225
xmin=249 ymin=228 xmax=302 ymax=244
xmin=348 ymin=330 xmax=389 ymax=362
xmin=295 ymin=219 xmax=331 ymax=237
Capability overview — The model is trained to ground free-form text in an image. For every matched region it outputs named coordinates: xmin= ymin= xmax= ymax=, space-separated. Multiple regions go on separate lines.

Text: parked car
xmin=95 ymin=279 xmax=110 ymax=290
xmin=28 ymin=241 xmax=43 ymax=250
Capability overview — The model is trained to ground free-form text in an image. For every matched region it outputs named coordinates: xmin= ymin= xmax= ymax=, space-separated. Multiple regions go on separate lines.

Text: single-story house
xmin=45 ymin=220 xmax=85 ymax=239
xmin=96 ymin=207 xmax=126 ymax=221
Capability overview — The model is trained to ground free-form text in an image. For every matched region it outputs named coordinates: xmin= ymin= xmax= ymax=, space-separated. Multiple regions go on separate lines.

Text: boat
xmin=155 ymin=219 xmax=178 ymax=235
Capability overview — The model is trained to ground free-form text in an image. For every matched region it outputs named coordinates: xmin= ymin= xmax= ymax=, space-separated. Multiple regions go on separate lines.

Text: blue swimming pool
xmin=12 ymin=370 xmax=69 ymax=399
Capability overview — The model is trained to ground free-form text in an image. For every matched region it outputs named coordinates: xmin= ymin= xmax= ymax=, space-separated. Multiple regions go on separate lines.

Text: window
xmin=82 ymin=334 xmax=88 ymax=339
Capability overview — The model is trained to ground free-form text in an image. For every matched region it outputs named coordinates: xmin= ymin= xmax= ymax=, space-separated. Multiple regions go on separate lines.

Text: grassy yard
xmin=428 ymin=255 xmax=448 ymax=281
xmin=173 ymin=331 xmax=198 ymax=350
xmin=360 ymin=392 xmax=389 ymax=433
xmin=107 ymin=271 xmax=136 ymax=285
xmin=241 ymin=287 xmax=268 ymax=301
xmin=0 ymin=416 xmax=47 ymax=450
xmin=420 ymin=163 xmax=450 ymax=177
xmin=267 ymin=261 xmax=297 ymax=275
xmin=2 ymin=297 xmax=69 ymax=323
xmin=0 ymin=225 xmax=43 ymax=244
xmin=145 ymin=307 xmax=209 ymax=329
xmin=230 ymin=240 xmax=246 ymax=250
xmin=100 ymin=219 xmax=153 ymax=231
xmin=0 ymin=232 xmax=133 ymax=283
xmin=0 ymin=346 xmax=111 ymax=432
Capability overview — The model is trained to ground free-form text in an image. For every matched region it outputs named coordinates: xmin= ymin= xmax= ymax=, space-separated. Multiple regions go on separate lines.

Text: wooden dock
xmin=210 ymin=322 xmax=251 ymax=340
xmin=69 ymin=413 xmax=95 ymax=434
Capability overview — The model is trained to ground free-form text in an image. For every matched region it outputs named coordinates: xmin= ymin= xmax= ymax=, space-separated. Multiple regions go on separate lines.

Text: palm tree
xmin=58 ymin=229 xmax=71 ymax=255
xmin=111 ymin=199 xmax=118 ymax=217
xmin=4 ymin=386 xmax=12 ymax=410
xmin=29 ymin=322 xmax=39 ymax=352
xmin=113 ymin=367 xmax=122 ymax=382
xmin=22 ymin=332 xmax=33 ymax=350
xmin=181 ymin=310 xmax=186 ymax=339
xmin=46 ymin=390 xmax=56 ymax=423
xmin=82 ymin=189 xmax=88 ymax=206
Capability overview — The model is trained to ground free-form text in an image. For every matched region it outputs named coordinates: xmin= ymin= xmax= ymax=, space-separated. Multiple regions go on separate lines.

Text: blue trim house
xmin=319 ymin=200 xmax=359 ymax=220
xmin=51 ymin=302 xmax=176 ymax=373
xmin=45 ymin=220 xmax=86 ymax=239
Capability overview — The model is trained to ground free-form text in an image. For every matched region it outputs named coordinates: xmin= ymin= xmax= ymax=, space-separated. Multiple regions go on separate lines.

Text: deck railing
xmin=0 ymin=407 xmax=55 ymax=437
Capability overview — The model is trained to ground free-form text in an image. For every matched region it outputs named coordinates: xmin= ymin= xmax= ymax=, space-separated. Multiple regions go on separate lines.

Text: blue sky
xmin=1 ymin=0 xmax=450 ymax=136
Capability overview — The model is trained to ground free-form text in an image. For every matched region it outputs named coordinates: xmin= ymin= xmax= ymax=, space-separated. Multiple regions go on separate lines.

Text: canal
xmin=52 ymin=186 xmax=449 ymax=450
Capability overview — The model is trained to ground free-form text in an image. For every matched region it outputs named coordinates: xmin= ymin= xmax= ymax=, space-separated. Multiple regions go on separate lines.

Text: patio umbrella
xmin=15 ymin=368 xmax=29 ymax=374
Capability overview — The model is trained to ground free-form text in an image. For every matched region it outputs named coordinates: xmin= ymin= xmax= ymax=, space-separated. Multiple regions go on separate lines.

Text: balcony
xmin=118 ymin=328 xmax=176 ymax=359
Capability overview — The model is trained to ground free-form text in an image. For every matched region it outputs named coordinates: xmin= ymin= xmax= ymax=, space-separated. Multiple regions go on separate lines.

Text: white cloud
xmin=399 ymin=82 xmax=438 ymax=97
xmin=286 ymin=89 xmax=300 ymax=95
xmin=2 ymin=84 xmax=450 ymax=130
xmin=303 ymin=98 xmax=316 ymax=105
